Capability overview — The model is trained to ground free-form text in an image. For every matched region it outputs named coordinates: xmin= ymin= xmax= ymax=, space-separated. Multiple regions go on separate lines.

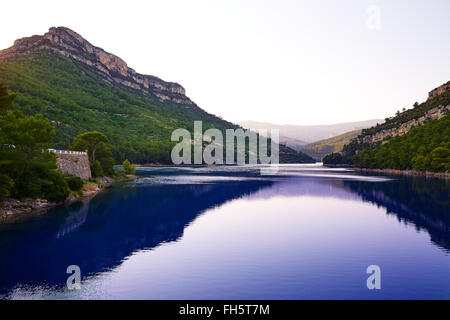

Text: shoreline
xmin=134 ymin=163 xmax=213 ymax=167
xmin=355 ymin=168 xmax=450 ymax=179
xmin=0 ymin=176 xmax=116 ymax=222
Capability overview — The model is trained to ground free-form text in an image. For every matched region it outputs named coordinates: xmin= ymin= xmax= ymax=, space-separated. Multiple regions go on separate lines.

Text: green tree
xmin=429 ymin=147 xmax=449 ymax=172
xmin=91 ymin=160 xmax=104 ymax=177
xmin=94 ymin=142 xmax=115 ymax=175
xmin=0 ymin=83 xmax=16 ymax=112
xmin=72 ymin=131 xmax=114 ymax=176
xmin=411 ymin=154 xmax=428 ymax=171
xmin=122 ymin=159 xmax=136 ymax=174
xmin=41 ymin=171 xmax=70 ymax=201
xmin=72 ymin=131 xmax=108 ymax=163
xmin=0 ymin=84 xmax=69 ymax=200
xmin=353 ymin=115 xmax=449 ymax=172
xmin=65 ymin=175 xmax=84 ymax=191
xmin=0 ymin=174 xmax=14 ymax=200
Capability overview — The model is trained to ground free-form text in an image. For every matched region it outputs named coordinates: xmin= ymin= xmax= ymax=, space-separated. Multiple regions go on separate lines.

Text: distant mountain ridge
xmin=302 ymin=129 xmax=361 ymax=161
xmin=278 ymin=136 xmax=308 ymax=150
xmin=239 ymin=119 xmax=383 ymax=143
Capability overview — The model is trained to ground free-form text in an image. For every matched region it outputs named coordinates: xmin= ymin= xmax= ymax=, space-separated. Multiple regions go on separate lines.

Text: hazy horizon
xmin=1 ymin=0 xmax=449 ymax=125
xmin=238 ymin=118 xmax=384 ymax=127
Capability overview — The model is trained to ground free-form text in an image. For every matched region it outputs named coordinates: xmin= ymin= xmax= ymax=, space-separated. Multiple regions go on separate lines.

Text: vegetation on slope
xmin=278 ymin=136 xmax=308 ymax=151
xmin=0 ymin=83 xmax=121 ymax=203
xmin=360 ymin=82 xmax=449 ymax=137
xmin=353 ymin=115 xmax=449 ymax=172
xmin=323 ymin=84 xmax=450 ymax=172
xmin=0 ymin=52 xmax=313 ymax=164
xmin=278 ymin=146 xmax=315 ymax=163
xmin=0 ymin=53 xmax=236 ymax=163
xmin=302 ymin=129 xmax=361 ymax=161
xmin=0 ymin=84 xmax=69 ymax=201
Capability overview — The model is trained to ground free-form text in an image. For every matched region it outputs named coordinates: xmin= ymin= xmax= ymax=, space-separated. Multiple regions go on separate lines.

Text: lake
xmin=0 ymin=164 xmax=449 ymax=299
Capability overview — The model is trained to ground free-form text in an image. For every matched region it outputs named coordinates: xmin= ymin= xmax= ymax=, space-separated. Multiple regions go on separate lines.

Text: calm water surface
xmin=0 ymin=164 xmax=449 ymax=299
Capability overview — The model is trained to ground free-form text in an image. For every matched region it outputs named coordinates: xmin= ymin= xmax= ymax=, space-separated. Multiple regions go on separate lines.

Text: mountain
xmin=239 ymin=119 xmax=383 ymax=143
xmin=323 ymin=81 xmax=450 ymax=172
xmin=0 ymin=27 xmax=312 ymax=164
xmin=353 ymin=114 xmax=449 ymax=172
xmin=278 ymin=136 xmax=308 ymax=150
xmin=357 ymin=81 xmax=449 ymax=144
xmin=0 ymin=27 xmax=192 ymax=105
xmin=302 ymin=129 xmax=361 ymax=161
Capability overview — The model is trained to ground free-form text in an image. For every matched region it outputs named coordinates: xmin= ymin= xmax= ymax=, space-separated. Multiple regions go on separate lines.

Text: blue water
xmin=0 ymin=164 xmax=449 ymax=299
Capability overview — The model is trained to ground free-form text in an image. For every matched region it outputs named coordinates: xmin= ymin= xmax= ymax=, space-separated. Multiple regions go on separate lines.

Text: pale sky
xmin=1 ymin=0 xmax=449 ymax=125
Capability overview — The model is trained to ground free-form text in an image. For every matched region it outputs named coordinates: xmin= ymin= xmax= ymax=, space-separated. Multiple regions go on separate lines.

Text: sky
xmin=1 ymin=0 xmax=449 ymax=125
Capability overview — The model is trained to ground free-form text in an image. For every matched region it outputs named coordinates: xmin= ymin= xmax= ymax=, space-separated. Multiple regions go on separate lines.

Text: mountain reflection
xmin=342 ymin=176 xmax=450 ymax=252
xmin=0 ymin=170 xmax=448 ymax=296
xmin=0 ymin=179 xmax=273 ymax=295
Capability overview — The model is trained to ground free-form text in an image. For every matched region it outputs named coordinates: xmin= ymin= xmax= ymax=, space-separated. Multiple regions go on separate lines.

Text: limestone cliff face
xmin=362 ymin=104 xmax=449 ymax=144
xmin=0 ymin=27 xmax=193 ymax=105
xmin=428 ymin=81 xmax=450 ymax=101
xmin=358 ymin=82 xmax=450 ymax=144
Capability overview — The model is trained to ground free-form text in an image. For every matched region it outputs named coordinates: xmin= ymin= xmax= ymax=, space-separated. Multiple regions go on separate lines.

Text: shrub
xmin=41 ymin=171 xmax=70 ymax=201
xmin=65 ymin=175 xmax=84 ymax=191
xmin=0 ymin=174 xmax=14 ymax=200
xmin=122 ymin=159 xmax=136 ymax=174
xmin=91 ymin=160 xmax=104 ymax=177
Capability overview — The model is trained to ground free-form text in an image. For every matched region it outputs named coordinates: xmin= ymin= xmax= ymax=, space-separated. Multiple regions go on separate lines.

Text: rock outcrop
xmin=0 ymin=27 xmax=193 ymax=105
xmin=428 ymin=81 xmax=450 ymax=101
xmin=362 ymin=104 xmax=449 ymax=144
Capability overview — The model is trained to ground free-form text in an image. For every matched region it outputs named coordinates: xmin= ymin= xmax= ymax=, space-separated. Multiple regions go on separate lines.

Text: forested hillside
xmin=323 ymin=82 xmax=450 ymax=172
xmin=0 ymin=53 xmax=233 ymax=163
xmin=0 ymin=27 xmax=313 ymax=164
xmin=353 ymin=115 xmax=449 ymax=172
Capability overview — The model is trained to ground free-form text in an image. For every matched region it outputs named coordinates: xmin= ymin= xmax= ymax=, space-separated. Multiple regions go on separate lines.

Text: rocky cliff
xmin=0 ymin=27 xmax=193 ymax=105
xmin=362 ymin=104 xmax=449 ymax=144
xmin=428 ymin=81 xmax=450 ymax=101
xmin=0 ymin=27 xmax=314 ymax=164
xmin=357 ymin=82 xmax=450 ymax=144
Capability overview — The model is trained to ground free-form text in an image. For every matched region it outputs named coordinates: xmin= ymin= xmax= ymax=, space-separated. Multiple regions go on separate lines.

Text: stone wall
xmin=50 ymin=149 xmax=92 ymax=180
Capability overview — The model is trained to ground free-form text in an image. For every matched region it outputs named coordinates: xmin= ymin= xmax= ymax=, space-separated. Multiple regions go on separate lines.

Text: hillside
xmin=359 ymin=81 xmax=450 ymax=143
xmin=323 ymin=82 xmax=450 ymax=171
xmin=278 ymin=136 xmax=308 ymax=151
xmin=0 ymin=27 xmax=312 ymax=164
xmin=353 ymin=114 xmax=449 ymax=172
xmin=302 ymin=130 xmax=361 ymax=161
xmin=239 ymin=119 xmax=382 ymax=143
